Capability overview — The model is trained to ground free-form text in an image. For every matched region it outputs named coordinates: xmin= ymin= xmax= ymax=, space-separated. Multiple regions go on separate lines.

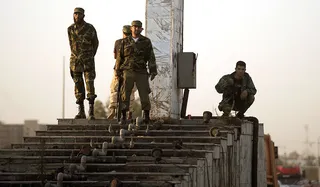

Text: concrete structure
xmin=146 ymin=0 xmax=184 ymax=120
xmin=24 ymin=120 xmax=39 ymax=136
xmin=0 ymin=124 xmax=24 ymax=148
xmin=0 ymin=120 xmax=49 ymax=148
xmin=0 ymin=1 xmax=269 ymax=186
xmin=0 ymin=118 xmax=268 ymax=187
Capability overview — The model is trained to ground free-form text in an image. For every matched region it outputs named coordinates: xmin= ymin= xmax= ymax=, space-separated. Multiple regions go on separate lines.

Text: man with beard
xmin=215 ymin=61 xmax=257 ymax=119
xmin=67 ymin=7 xmax=99 ymax=120
xmin=108 ymin=25 xmax=137 ymax=120
xmin=115 ymin=20 xmax=157 ymax=124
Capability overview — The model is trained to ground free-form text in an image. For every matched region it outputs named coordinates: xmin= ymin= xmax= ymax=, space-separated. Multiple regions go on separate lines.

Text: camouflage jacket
xmin=112 ymin=38 xmax=122 ymax=70
xmin=68 ymin=21 xmax=99 ymax=72
xmin=115 ymin=35 xmax=157 ymax=75
xmin=113 ymin=38 xmax=122 ymax=60
xmin=215 ymin=72 xmax=257 ymax=95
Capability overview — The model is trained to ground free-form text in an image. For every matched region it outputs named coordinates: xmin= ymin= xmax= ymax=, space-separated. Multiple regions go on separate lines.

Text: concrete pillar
xmin=197 ymin=159 xmax=205 ymax=187
xmin=145 ymin=0 xmax=184 ymax=120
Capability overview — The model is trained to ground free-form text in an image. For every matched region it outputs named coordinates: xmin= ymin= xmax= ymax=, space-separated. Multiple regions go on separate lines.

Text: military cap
xmin=131 ymin=20 xmax=142 ymax=27
xmin=74 ymin=7 xmax=85 ymax=14
xmin=122 ymin=25 xmax=132 ymax=34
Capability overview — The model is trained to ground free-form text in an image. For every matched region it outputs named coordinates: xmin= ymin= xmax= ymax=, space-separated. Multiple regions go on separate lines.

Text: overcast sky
xmin=0 ymin=0 xmax=320 ymax=155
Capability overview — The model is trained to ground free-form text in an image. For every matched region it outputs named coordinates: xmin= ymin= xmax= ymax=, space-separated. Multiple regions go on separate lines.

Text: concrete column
xmin=145 ymin=0 xmax=184 ymax=120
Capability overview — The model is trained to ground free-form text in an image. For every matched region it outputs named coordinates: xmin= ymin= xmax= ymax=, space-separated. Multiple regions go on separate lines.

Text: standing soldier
xmin=107 ymin=25 xmax=137 ymax=120
xmin=67 ymin=7 xmax=99 ymax=120
xmin=115 ymin=20 xmax=157 ymax=124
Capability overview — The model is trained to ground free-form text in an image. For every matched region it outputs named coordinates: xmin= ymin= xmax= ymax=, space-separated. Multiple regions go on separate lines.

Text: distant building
xmin=0 ymin=120 xmax=51 ymax=148
xmin=0 ymin=124 xmax=24 ymax=148
xmin=24 ymin=120 xmax=39 ymax=136
xmin=280 ymin=153 xmax=317 ymax=167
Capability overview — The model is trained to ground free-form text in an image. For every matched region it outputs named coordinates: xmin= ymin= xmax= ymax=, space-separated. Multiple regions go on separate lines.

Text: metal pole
xmin=62 ymin=56 xmax=65 ymax=119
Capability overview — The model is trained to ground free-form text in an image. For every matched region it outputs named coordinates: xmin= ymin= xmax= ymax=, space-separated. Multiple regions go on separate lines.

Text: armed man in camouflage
xmin=67 ymin=7 xmax=99 ymax=120
xmin=215 ymin=61 xmax=256 ymax=119
xmin=115 ymin=20 xmax=157 ymax=124
xmin=108 ymin=25 xmax=137 ymax=120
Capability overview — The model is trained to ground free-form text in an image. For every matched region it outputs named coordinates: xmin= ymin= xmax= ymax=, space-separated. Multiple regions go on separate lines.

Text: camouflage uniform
xmin=109 ymin=26 xmax=137 ymax=119
xmin=215 ymin=72 xmax=256 ymax=117
xmin=109 ymin=71 xmax=137 ymax=113
xmin=115 ymin=20 xmax=157 ymax=123
xmin=68 ymin=7 xmax=99 ymax=119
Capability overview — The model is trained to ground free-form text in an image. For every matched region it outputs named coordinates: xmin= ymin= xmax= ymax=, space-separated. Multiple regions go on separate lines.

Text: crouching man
xmin=215 ymin=61 xmax=257 ymax=119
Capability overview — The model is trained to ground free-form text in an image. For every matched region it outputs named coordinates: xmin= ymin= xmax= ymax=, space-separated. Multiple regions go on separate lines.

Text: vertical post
xmin=318 ymin=136 xmax=320 ymax=181
xmin=180 ymin=88 xmax=189 ymax=118
xmin=40 ymin=139 xmax=45 ymax=186
xmin=251 ymin=120 xmax=259 ymax=187
xmin=62 ymin=56 xmax=65 ymax=119
xmin=146 ymin=0 xmax=184 ymax=120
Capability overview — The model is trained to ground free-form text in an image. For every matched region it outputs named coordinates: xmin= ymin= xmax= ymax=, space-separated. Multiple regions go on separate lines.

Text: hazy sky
xmin=0 ymin=0 xmax=320 ymax=155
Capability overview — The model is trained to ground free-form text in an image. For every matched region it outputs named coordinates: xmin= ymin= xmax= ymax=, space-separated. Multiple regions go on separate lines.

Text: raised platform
xmin=0 ymin=117 xmax=266 ymax=187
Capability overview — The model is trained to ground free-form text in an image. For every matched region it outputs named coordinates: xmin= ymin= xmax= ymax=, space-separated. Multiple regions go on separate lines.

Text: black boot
xmin=88 ymin=103 xmax=95 ymax=120
xmin=87 ymin=96 xmax=96 ymax=120
xmin=236 ymin=112 xmax=244 ymax=119
xmin=143 ymin=110 xmax=150 ymax=124
xmin=75 ymin=103 xmax=86 ymax=119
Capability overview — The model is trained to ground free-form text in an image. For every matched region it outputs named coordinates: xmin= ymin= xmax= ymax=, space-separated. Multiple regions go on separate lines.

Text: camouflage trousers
xmin=71 ymin=69 xmax=97 ymax=104
xmin=121 ymin=70 xmax=151 ymax=111
xmin=218 ymin=93 xmax=255 ymax=114
xmin=109 ymin=71 xmax=137 ymax=112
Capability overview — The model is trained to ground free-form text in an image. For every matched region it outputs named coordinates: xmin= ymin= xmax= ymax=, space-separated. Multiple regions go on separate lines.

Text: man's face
xmin=235 ymin=65 xmax=246 ymax=78
xmin=73 ymin=12 xmax=84 ymax=24
xmin=131 ymin=25 xmax=143 ymax=35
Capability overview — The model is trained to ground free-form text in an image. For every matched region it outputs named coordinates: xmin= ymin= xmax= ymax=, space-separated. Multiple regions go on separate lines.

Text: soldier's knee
xmin=72 ymin=73 xmax=83 ymax=83
xmin=85 ymin=71 xmax=96 ymax=81
xmin=222 ymin=87 xmax=233 ymax=95
xmin=247 ymin=95 xmax=255 ymax=105
xmin=85 ymin=78 xmax=95 ymax=83
xmin=218 ymin=103 xmax=232 ymax=113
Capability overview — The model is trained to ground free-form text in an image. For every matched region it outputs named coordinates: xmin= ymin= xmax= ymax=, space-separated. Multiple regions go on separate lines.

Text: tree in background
xmin=276 ymin=151 xmax=319 ymax=167
xmin=288 ymin=151 xmax=300 ymax=160
xmin=276 ymin=154 xmax=288 ymax=166
xmin=94 ymin=100 xmax=107 ymax=119
xmin=305 ymin=155 xmax=316 ymax=166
